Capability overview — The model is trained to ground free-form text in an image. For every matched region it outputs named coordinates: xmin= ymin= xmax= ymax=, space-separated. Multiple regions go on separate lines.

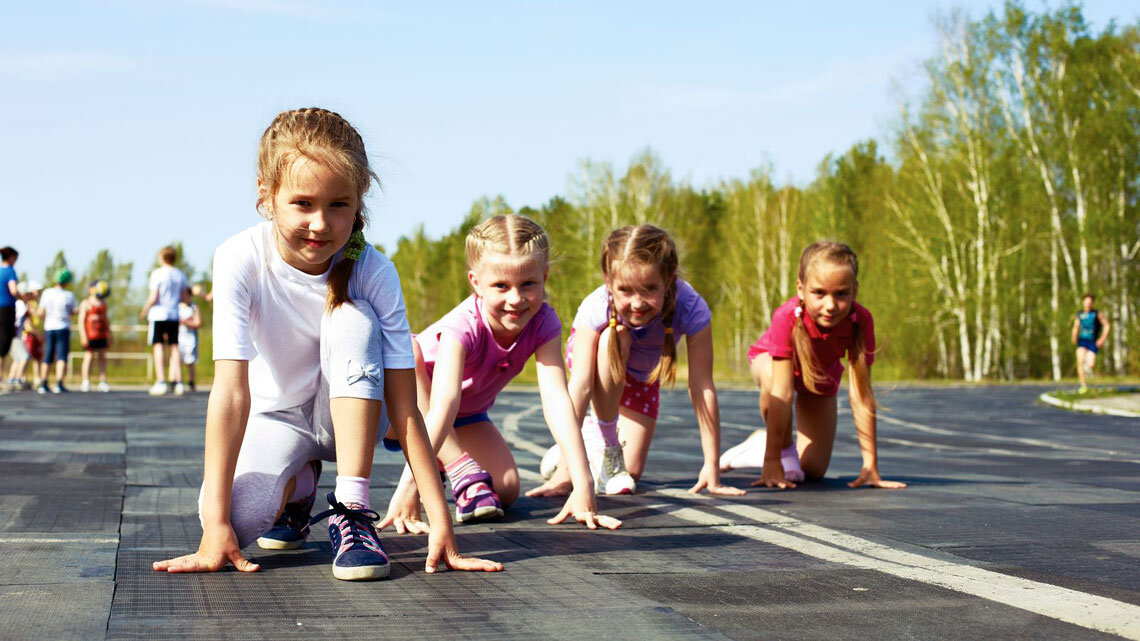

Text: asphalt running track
xmin=0 ymin=385 xmax=1137 ymax=640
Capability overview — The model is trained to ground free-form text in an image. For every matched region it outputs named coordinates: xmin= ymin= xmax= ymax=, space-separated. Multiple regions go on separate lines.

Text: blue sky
xmin=4 ymin=1 xmax=1136 ymax=286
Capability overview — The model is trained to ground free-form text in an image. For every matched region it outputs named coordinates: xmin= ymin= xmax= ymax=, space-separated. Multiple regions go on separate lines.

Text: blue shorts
xmin=1077 ymin=338 xmax=1098 ymax=353
xmin=381 ymin=411 xmax=492 ymax=452
xmin=43 ymin=329 xmax=70 ymax=364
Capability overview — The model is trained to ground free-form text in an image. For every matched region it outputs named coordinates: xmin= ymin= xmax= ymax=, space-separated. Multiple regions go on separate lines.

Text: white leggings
xmin=199 ymin=301 xmax=389 ymax=549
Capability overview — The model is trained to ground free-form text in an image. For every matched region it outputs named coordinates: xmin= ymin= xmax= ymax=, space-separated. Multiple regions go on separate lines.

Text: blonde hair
xmin=256 ymin=107 xmax=379 ymax=311
xmin=792 ymin=241 xmax=875 ymax=416
xmin=465 ymin=214 xmax=551 ymax=273
xmin=600 ymin=225 xmax=679 ymax=387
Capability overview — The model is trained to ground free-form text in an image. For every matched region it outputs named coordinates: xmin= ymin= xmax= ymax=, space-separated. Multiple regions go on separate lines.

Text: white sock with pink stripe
xmin=334 ymin=475 xmax=370 ymax=509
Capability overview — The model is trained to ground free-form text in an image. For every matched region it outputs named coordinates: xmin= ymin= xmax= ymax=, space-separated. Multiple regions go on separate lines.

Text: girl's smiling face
xmin=796 ymin=263 xmax=857 ymax=330
xmin=469 ymin=252 xmax=547 ymax=341
xmin=262 ymin=157 xmax=359 ymax=275
xmin=608 ymin=262 xmax=666 ymax=328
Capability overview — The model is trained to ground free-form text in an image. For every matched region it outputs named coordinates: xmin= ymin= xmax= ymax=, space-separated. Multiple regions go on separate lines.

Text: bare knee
xmin=497 ymin=468 xmax=521 ymax=507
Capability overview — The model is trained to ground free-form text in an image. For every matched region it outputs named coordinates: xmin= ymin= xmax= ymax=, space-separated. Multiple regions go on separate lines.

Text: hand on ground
xmin=152 ymin=525 xmax=259 ymax=573
xmin=526 ymin=478 xmax=573 ymax=497
xmin=691 ymin=464 xmax=746 ymax=495
xmin=424 ymin=532 xmax=503 ymax=574
xmin=751 ymin=462 xmax=796 ymax=490
xmin=378 ymin=484 xmax=430 ymax=534
xmin=847 ymin=467 xmax=907 ymax=489
xmin=546 ymin=486 xmax=622 ymax=530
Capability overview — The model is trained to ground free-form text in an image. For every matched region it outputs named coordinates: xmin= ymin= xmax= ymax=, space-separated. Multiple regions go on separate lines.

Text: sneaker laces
xmin=311 ymin=494 xmax=383 ymax=553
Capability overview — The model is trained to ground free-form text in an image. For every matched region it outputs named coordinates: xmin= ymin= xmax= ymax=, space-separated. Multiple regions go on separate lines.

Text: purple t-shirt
xmin=568 ymin=278 xmax=712 ymax=383
xmin=416 ymin=295 xmax=562 ymax=416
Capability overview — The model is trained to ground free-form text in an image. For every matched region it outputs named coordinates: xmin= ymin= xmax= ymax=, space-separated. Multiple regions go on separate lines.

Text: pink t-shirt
xmin=416 ymin=295 xmax=562 ymax=416
xmin=748 ymin=296 xmax=876 ymax=397
xmin=567 ymin=278 xmax=712 ymax=383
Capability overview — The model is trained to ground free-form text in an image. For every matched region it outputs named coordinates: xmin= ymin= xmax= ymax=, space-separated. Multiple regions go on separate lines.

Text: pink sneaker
xmin=452 ymin=470 xmax=503 ymax=523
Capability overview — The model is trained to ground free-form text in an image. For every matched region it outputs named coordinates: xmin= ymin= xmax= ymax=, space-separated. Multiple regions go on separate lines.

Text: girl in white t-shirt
xmin=153 ymin=108 xmax=501 ymax=581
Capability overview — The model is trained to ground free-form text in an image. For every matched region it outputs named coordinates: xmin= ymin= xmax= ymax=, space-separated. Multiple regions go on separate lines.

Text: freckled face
xmin=469 ymin=252 xmax=547 ymax=339
xmin=796 ymin=264 xmax=857 ymax=330
xmin=608 ymin=262 xmax=666 ymax=328
xmin=262 ymin=157 xmax=359 ymax=275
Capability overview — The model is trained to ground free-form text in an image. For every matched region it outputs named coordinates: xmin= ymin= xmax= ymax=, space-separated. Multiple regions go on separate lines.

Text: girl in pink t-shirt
xmin=544 ymin=225 xmax=745 ymax=498
xmin=379 ymin=215 xmax=620 ymax=533
xmin=720 ymin=241 xmax=906 ymax=491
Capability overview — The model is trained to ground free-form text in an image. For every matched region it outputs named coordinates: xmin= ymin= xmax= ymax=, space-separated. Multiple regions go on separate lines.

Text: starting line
xmin=502 ymin=405 xmax=1140 ymax=640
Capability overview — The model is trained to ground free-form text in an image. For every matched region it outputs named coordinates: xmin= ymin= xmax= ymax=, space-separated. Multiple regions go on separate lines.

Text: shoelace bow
xmin=310 ymin=496 xmax=381 ymax=545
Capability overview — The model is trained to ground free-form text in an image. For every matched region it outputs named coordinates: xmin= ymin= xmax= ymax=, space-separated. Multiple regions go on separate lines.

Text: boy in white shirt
xmin=140 ymin=246 xmax=190 ymax=395
xmin=36 ymin=270 xmax=77 ymax=394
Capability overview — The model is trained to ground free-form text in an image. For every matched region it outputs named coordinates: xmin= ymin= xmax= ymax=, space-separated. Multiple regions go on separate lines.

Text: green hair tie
xmin=344 ymin=230 xmax=367 ymax=261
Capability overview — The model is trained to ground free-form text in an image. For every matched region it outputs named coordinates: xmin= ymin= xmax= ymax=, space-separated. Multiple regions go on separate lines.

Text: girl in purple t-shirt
xmin=379 ymin=215 xmax=620 ymax=532
xmin=720 ymin=241 xmax=906 ymax=491
xmin=544 ymin=225 xmax=745 ymax=497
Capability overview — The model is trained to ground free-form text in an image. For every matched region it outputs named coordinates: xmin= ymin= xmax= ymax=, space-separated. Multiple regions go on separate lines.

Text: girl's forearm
xmin=542 ymin=390 xmax=594 ymax=490
xmin=200 ymin=388 xmax=250 ymax=526
xmin=852 ymin=400 xmax=879 ymax=468
xmin=689 ymin=383 xmax=722 ymax=467
xmin=765 ymin=394 xmax=793 ymax=463
xmin=397 ymin=410 xmax=453 ymax=529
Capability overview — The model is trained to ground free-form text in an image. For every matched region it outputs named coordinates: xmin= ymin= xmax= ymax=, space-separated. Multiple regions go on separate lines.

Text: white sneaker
xmin=97 ymin=381 xmax=110 ymax=393
xmin=80 ymin=380 xmax=90 ymax=392
xmin=148 ymin=381 xmax=169 ymax=396
xmin=591 ymin=443 xmax=637 ymax=495
xmin=173 ymin=383 xmax=185 ymax=396
xmin=540 ymin=444 xmax=562 ymax=481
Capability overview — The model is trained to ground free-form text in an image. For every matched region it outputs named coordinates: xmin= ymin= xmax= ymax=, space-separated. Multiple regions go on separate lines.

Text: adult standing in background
xmin=0 ymin=247 xmax=20 ymax=377
xmin=140 ymin=246 xmax=190 ymax=396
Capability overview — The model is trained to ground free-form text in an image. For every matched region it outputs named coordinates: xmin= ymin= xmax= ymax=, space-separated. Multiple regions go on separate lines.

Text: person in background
xmin=140 ymin=246 xmax=190 ymax=396
xmin=79 ymin=280 xmax=113 ymax=392
xmin=36 ymin=269 xmax=77 ymax=394
xmin=1072 ymin=293 xmax=1111 ymax=392
xmin=178 ymin=283 xmax=204 ymax=393
xmin=0 ymin=247 xmax=19 ymax=382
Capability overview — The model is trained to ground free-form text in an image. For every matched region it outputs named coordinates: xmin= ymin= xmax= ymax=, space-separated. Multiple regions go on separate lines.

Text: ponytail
xmin=325 ymin=215 xmax=365 ymax=312
xmin=790 ymin=301 xmax=828 ymax=395
xmin=847 ymin=312 xmax=877 ymax=421
xmin=606 ymin=296 xmax=625 ymax=385
xmin=647 ymin=278 xmax=678 ymax=387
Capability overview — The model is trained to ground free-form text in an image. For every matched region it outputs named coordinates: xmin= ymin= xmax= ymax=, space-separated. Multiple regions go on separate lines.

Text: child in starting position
xmin=381 ymin=214 xmax=620 ymax=533
xmin=153 ymin=107 xmax=500 ymax=580
xmin=79 ymin=280 xmax=112 ymax=392
xmin=719 ymin=241 xmax=905 ymax=490
xmin=544 ymin=224 xmax=744 ymax=497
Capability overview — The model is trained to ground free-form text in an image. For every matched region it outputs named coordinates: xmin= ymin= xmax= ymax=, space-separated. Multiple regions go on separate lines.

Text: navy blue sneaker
xmin=257 ymin=460 xmax=321 ymax=550
xmin=310 ymin=492 xmax=390 ymax=581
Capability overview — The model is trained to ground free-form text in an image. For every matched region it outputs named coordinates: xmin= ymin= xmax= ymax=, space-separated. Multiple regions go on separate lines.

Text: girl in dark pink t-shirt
xmin=721 ymin=241 xmax=906 ymax=492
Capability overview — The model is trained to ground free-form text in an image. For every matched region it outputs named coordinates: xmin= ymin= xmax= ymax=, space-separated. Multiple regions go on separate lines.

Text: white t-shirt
xmin=147 ymin=265 xmax=189 ymax=322
xmin=178 ymin=302 xmax=198 ymax=345
xmin=212 ymin=221 xmax=415 ymax=414
xmin=40 ymin=287 xmax=77 ymax=331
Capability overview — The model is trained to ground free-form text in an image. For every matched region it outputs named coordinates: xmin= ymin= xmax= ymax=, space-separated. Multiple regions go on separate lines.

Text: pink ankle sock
xmin=597 ymin=417 xmax=620 ymax=448
xmin=334 ymin=475 xmax=370 ymax=509
xmin=444 ymin=453 xmax=485 ymax=488
xmin=289 ymin=461 xmax=317 ymax=502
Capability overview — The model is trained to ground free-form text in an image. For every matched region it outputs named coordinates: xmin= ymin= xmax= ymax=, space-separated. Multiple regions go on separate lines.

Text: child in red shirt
xmin=721 ymin=241 xmax=905 ymax=491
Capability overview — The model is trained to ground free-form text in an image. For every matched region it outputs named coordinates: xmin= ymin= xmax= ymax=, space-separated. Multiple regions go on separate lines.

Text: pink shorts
xmin=621 ymin=378 xmax=660 ymax=419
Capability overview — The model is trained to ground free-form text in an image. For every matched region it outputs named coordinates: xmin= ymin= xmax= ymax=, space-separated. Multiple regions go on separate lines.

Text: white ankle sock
xmin=334 ymin=475 xmax=370 ymax=509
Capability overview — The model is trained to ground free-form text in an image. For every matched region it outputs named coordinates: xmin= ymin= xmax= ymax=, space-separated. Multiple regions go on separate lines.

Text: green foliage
xmin=384 ymin=3 xmax=1140 ymax=383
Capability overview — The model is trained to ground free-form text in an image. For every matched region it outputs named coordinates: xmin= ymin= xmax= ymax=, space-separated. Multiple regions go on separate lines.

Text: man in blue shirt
xmin=0 ymin=247 xmax=20 ymax=373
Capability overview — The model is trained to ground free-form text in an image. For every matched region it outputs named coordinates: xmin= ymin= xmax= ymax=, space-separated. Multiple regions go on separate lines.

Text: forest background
xmin=26 ymin=3 xmax=1140 ymax=385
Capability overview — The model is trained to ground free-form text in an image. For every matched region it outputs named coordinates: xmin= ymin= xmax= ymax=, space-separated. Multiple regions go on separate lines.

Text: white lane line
xmin=502 ymin=403 xmax=1140 ymax=639
xmin=878 ymin=413 xmax=1136 ymax=461
xmin=503 ymin=405 xmax=542 ymax=435
xmin=657 ymin=489 xmax=1140 ymax=640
